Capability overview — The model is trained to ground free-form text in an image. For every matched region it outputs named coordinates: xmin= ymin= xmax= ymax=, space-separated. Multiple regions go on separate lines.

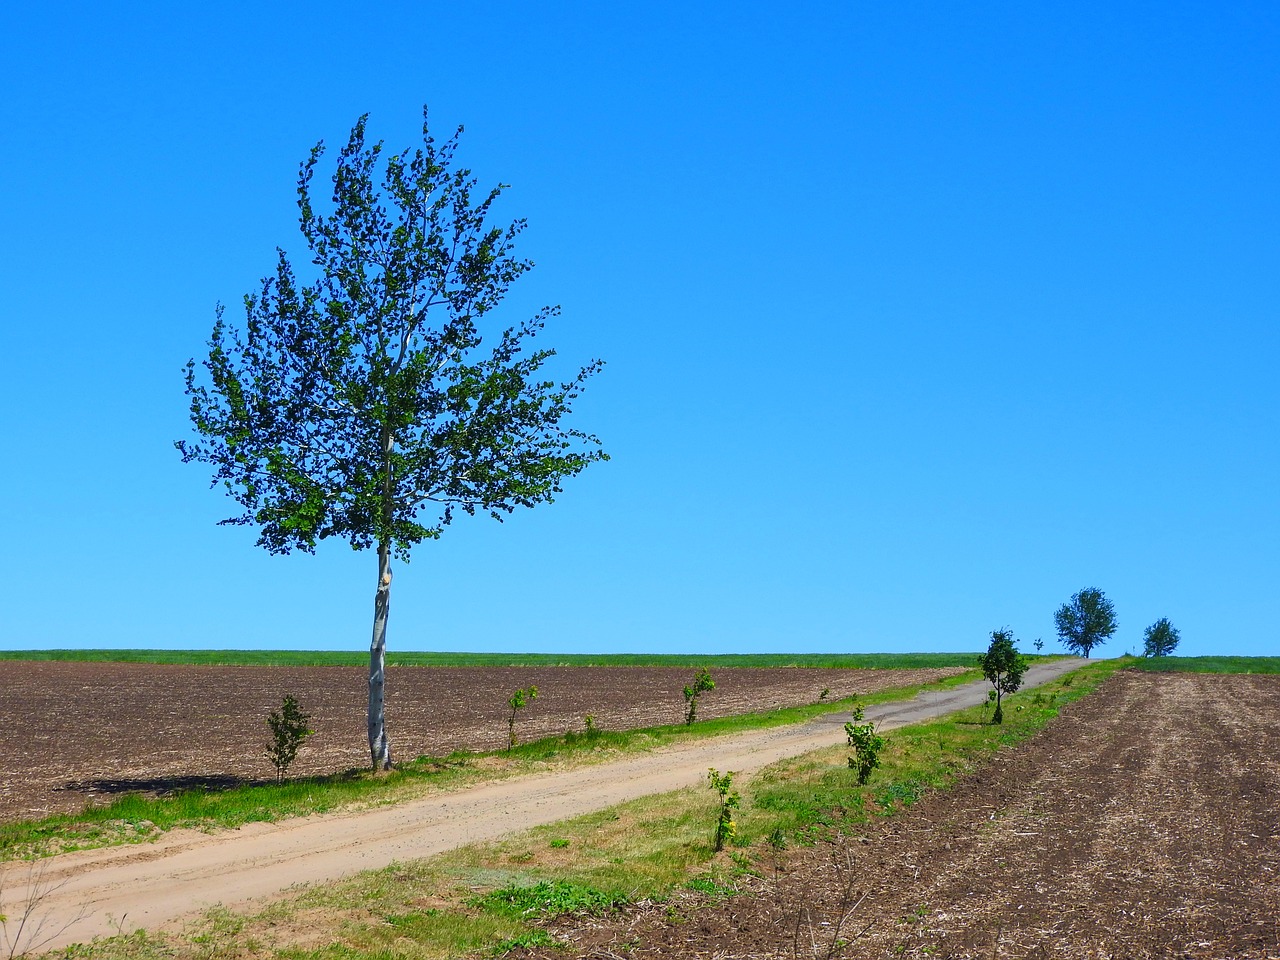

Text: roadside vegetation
xmin=0 ymin=671 xmax=980 ymax=860
xmin=7 ymin=662 xmax=1124 ymax=960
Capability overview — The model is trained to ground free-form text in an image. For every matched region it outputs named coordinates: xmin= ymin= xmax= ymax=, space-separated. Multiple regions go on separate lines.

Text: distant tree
xmin=178 ymin=111 xmax=606 ymax=770
xmin=1142 ymin=618 xmax=1181 ymax=657
xmin=978 ymin=629 xmax=1028 ymax=724
xmin=1054 ymin=587 xmax=1118 ymax=658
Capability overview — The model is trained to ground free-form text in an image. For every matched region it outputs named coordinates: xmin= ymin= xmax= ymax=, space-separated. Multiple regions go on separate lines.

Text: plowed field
xmin=527 ymin=671 xmax=1280 ymax=959
xmin=0 ymin=662 xmax=963 ymax=821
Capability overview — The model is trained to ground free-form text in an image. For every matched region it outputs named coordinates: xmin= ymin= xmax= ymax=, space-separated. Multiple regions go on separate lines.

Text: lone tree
xmin=1142 ymin=617 xmax=1181 ymax=657
xmin=1054 ymin=587 xmax=1117 ymax=658
xmin=178 ymin=111 xmax=606 ymax=770
xmin=978 ymin=629 xmax=1028 ymax=724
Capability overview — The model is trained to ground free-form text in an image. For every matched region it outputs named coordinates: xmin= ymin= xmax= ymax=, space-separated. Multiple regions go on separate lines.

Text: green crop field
xmin=1125 ymin=655 xmax=1280 ymax=674
xmin=0 ymin=649 xmax=988 ymax=669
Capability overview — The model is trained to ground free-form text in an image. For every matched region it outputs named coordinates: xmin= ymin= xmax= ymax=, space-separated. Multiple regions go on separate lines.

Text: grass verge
xmin=25 ymin=660 xmax=1121 ymax=960
xmin=0 ymin=671 xmax=980 ymax=860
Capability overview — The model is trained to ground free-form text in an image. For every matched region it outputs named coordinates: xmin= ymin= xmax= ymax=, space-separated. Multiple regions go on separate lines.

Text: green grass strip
xmin=0 ymin=649 xmax=985 ymax=668
xmin=1123 ymin=655 xmax=1280 ymax=674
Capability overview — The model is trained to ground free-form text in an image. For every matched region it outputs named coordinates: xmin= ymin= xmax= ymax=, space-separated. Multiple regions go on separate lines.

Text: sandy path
xmin=2 ymin=659 xmax=1087 ymax=953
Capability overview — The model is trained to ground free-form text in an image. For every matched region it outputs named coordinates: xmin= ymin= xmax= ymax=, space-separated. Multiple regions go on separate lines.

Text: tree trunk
xmin=367 ymin=543 xmax=393 ymax=770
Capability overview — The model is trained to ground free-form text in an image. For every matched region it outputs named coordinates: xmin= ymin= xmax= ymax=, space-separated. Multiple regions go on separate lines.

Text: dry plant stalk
xmin=789 ymin=847 xmax=873 ymax=960
xmin=0 ymin=860 xmax=87 ymax=959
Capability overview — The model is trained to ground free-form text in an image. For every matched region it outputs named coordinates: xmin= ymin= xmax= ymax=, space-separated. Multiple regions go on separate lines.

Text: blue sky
xmin=1 ymin=2 xmax=1275 ymax=657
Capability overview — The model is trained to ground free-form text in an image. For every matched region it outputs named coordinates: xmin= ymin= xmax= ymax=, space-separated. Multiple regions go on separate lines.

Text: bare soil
xmin=0 ymin=661 xmax=963 ymax=821
xmin=525 ymin=671 xmax=1280 ymax=959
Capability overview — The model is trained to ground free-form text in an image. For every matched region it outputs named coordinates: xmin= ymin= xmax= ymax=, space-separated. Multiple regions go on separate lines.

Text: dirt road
xmin=1 ymin=659 xmax=1087 ymax=953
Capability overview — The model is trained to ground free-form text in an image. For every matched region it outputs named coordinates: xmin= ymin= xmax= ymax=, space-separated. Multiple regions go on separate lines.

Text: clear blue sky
xmin=1 ymin=2 xmax=1275 ymax=657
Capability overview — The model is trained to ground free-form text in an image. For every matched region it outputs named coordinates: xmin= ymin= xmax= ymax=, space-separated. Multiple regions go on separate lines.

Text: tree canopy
xmin=178 ymin=110 xmax=607 ymax=769
xmin=1142 ymin=618 xmax=1181 ymax=657
xmin=1053 ymin=587 xmax=1117 ymax=658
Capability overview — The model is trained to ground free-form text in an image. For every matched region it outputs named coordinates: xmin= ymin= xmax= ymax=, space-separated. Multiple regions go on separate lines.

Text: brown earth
xmin=0 ymin=661 xmax=964 ymax=821
xmin=522 ymin=671 xmax=1280 ymax=959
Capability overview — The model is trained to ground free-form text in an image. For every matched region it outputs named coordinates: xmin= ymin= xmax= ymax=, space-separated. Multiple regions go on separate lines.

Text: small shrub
xmin=707 ymin=768 xmax=740 ymax=852
xmin=265 ymin=695 xmax=314 ymax=783
xmin=584 ymin=713 xmax=597 ymax=734
xmin=844 ymin=706 xmax=885 ymax=786
xmin=684 ymin=668 xmax=715 ymax=725
xmin=507 ymin=686 xmax=538 ymax=750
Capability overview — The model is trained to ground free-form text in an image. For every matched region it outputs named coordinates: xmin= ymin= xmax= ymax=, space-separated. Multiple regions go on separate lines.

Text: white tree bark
xmin=367 ymin=544 xmax=392 ymax=770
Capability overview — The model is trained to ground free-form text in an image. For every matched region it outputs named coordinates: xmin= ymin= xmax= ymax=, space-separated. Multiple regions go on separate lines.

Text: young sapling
xmin=265 ymin=694 xmax=314 ymax=783
xmin=507 ymin=686 xmax=538 ymax=750
xmin=707 ymin=768 xmax=740 ymax=851
xmin=683 ymin=668 xmax=715 ymax=725
xmin=844 ymin=705 xmax=885 ymax=785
